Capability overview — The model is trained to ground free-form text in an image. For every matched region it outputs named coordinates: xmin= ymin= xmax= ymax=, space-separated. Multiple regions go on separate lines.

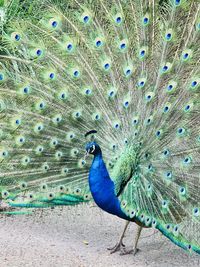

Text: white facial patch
xmin=91 ymin=144 xmax=95 ymax=153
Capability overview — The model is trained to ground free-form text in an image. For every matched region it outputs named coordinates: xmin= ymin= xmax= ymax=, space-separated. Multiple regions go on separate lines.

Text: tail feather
xmin=0 ymin=0 xmax=199 ymax=254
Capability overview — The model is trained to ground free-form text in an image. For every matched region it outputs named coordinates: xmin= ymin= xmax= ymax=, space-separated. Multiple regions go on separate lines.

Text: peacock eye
xmin=116 ymin=17 xmax=121 ymax=23
xmin=15 ymin=34 xmax=20 ymax=41
xmin=96 ymin=40 xmax=102 ymax=47
xmin=67 ymin=44 xmax=73 ymax=51
xmin=83 ymin=15 xmax=89 ymax=23
xmin=52 ymin=21 xmax=58 ymax=28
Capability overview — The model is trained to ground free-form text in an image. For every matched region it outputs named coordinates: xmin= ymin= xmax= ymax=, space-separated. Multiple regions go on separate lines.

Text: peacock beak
xmin=84 ymin=150 xmax=89 ymax=160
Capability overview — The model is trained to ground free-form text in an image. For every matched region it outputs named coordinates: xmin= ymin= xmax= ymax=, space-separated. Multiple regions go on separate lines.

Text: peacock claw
xmin=120 ymin=248 xmax=140 ymax=256
xmin=107 ymin=242 xmax=126 ymax=254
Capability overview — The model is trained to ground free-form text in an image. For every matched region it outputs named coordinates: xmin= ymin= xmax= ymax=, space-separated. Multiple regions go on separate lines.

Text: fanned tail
xmin=0 ymin=0 xmax=200 ymax=255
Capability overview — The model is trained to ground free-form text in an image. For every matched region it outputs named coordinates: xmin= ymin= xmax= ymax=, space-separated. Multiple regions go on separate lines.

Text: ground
xmin=0 ymin=204 xmax=199 ymax=267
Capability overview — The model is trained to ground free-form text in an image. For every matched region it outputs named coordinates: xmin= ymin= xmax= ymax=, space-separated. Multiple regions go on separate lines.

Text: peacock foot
xmin=107 ymin=241 xmax=126 ymax=254
xmin=120 ymin=248 xmax=140 ymax=256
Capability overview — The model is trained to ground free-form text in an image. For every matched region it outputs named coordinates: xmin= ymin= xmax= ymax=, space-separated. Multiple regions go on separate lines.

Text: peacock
xmin=0 ymin=0 xmax=200 ymax=257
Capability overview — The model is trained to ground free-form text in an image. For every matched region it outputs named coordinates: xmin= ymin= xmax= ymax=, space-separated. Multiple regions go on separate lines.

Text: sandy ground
xmin=0 ymin=204 xmax=199 ymax=267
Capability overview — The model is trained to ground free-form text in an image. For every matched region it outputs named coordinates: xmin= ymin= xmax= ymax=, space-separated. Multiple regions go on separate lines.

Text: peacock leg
xmin=107 ymin=220 xmax=130 ymax=254
xmin=120 ymin=225 xmax=143 ymax=256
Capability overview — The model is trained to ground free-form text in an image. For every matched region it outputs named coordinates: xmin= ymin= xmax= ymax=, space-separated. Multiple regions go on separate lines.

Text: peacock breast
xmin=88 ymin=158 xmax=128 ymax=219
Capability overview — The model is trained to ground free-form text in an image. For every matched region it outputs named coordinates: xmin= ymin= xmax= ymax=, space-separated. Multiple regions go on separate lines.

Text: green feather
xmin=0 ymin=0 xmax=199 ymax=255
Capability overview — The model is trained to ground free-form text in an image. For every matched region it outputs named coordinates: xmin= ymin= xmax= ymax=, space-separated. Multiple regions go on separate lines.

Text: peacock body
xmin=0 ymin=0 xmax=200 ymax=255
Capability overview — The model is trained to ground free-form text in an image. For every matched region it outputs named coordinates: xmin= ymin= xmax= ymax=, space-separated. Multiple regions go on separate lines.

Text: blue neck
xmin=93 ymin=152 xmax=102 ymax=163
xmin=88 ymin=152 xmax=128 ymax=220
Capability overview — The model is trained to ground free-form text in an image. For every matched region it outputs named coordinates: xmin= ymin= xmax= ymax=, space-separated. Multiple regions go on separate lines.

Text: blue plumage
xmin=87 ymin=142 xmax=128 ymax=220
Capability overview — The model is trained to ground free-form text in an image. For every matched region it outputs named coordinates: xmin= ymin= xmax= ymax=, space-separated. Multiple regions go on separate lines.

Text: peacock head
xmin=85 ymin=142 xmax=101 ymax=156
xmin=84 ymin=130 xmax=101 ymax=157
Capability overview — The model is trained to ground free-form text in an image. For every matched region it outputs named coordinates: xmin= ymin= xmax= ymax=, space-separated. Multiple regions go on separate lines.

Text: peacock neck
xmin=88 ymin=151 xmax=128 ymax=220
xmin=93 ymin=151 xmax=102 ymax=161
